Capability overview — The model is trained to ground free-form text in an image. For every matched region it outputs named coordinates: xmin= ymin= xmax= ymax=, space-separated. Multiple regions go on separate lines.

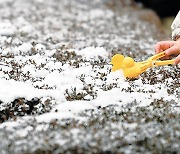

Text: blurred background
xmin=134 ymin=0 xmax=180 ymax=35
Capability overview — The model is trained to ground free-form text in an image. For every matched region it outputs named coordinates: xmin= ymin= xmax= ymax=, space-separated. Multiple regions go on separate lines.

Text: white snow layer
xmin=0 ymin=46 xmax=179 ymax=128
xmin=75 ymin=47 xmax=108 ymax=59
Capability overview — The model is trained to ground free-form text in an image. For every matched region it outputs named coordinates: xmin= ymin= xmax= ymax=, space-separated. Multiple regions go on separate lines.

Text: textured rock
xmin=0 ymin=0 xmax=179 ymax=153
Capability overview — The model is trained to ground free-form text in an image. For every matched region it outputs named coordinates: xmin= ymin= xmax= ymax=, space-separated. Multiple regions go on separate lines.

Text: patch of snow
xmin=14 ymin=43 xmax=33 ymax=55
xmin=35 ymin=43 xmax=46 ymax=54
xmin=75 ymin=47 xmax=109 ymax=59
xmin=55 ymin=100 xmax=96 ymax=113
xmin=90 ymin=9 xmax=114 ymax=20
xmin=0 ymin=22 xmax=16 ymax=36
xmin=0 ymin=78 xmax=65 ymax=103
xmin=19 ymin=25 xmax=33 ymax=35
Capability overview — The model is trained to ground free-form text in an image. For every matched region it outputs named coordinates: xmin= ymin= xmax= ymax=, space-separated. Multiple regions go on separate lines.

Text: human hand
xmin=155 ymin=38 xmax=180 ymax=64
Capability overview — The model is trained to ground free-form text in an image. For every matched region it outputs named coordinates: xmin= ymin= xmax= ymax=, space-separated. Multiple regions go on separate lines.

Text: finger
xmin=155 ymin=41 xmax=175 ymax=53
xmin=175 ymin=54 xmax=180 ymax=65
xmin=161 ymin=55 xmax=170 ymax=60
xmin=155 ymin=42 xmax=163 ymax=54
xmin=165 ymin=46 xmax=179 ymax=56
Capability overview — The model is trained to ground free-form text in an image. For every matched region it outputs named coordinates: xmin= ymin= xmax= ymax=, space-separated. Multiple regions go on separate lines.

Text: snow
xmin=35 ymin=43 xmax=46 ymax=53
xmin=0 ymin=44 xmax=178 ymax=126
xmin=75 ymin=47 xmax=109 ymax=59
xmin=90 ymin=9 xmax=114 ymax=20
xmin=14 ymin=43 xmax=33 ymax=55
xmin=0 ymin=0 xmax=179 ymax=153
xmin=0 ymin=44 xmax=179 ymax=128
xmin=0 ymin=78 xmax=65 ymax=103
xmin=55 ymin=101 xmax=96 ymax=113
xmin=19 ymin=25 xmax=33 ymax=35
xmin=0 ymin=22 xmax=16 ymax=36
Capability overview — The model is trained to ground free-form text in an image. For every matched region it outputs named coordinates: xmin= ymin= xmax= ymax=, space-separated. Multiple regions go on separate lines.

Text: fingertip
xmin=155 ymin=43 xmax=160 ymax=53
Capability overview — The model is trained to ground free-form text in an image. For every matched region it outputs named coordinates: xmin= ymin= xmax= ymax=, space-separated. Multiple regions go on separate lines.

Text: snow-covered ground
xmin=0 ymin=0 xmax=179 ymax=153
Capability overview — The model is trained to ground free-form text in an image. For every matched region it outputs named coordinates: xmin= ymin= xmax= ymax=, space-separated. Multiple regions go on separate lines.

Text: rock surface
xmin=0 ymin=0 xmax=179 ymax=153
